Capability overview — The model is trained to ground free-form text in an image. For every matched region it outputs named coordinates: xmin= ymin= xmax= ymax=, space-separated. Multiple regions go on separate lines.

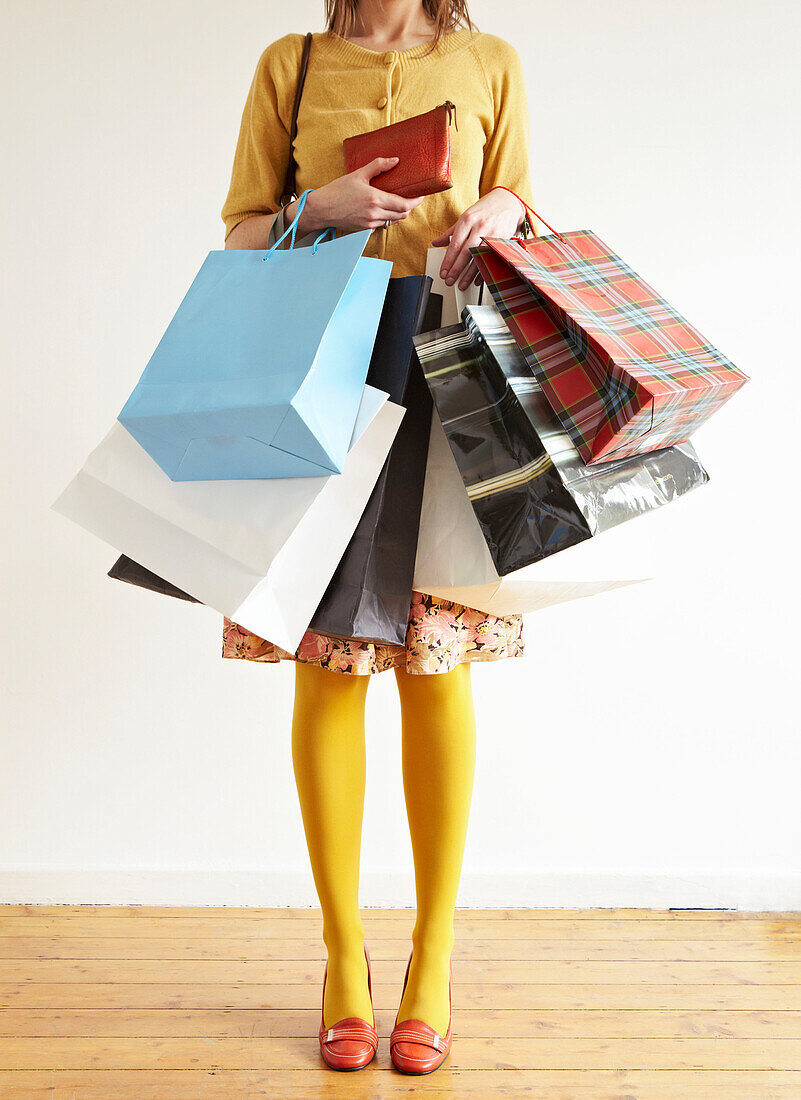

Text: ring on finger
xmin=384 ymin=218 xmax=391 ymax=229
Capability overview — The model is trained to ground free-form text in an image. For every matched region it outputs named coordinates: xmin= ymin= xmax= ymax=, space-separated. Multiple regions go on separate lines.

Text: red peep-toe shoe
xmin=389 ymin=951 xmax=453 ymax=1075
xmin=318 ymin=945 xmax=378 ymax=1071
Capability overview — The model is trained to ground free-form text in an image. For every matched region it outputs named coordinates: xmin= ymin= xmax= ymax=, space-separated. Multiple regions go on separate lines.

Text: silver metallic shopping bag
xmin=413 ymin=304 xmax=709 ymax=577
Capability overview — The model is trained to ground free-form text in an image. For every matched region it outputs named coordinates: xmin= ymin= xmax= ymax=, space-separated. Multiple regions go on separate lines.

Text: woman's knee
xmin=294 ymin=661 xmax=370 ymax=710
xmin=394 ymin=662 xmax=473 ymax=713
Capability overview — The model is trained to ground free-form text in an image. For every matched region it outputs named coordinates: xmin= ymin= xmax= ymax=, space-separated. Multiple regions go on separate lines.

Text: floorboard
xmin=1 ymin=905 xmax=799 ymax=1098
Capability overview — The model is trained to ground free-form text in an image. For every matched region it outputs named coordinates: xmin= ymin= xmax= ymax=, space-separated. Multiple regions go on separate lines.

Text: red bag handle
xmin=490 ymin=185 xmax=567 ymax=244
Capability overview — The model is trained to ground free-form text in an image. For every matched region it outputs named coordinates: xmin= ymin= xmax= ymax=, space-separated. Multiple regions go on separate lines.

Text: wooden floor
xmin=0 ymin=907 xmax=800 ymax=1098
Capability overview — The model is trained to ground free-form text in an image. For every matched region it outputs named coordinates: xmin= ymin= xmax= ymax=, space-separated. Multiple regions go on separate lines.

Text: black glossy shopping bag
xmin=107 ymin=555 xmax=199 ymax=603
xmin=308 ymin=275 xmax=436 ymax=644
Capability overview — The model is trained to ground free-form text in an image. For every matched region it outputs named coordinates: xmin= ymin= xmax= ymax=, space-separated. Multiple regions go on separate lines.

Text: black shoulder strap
xmin=280 ymin=32 xmax=313 ymax=206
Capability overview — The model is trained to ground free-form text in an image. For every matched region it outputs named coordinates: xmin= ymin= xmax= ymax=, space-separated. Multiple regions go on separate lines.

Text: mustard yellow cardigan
xmin=221 ymin=28 xmax=535 ymax=277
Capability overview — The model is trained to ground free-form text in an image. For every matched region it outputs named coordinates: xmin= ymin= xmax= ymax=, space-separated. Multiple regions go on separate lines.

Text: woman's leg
xmin=291 ymin=662 xmax=372 ymax=1028
xmin=394 ymin=662 xmax=477 ymax=1036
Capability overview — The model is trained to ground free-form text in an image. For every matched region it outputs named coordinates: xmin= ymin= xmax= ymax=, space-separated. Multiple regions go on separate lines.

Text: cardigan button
xmin=377 ymin=96 xmax=388 ymax=109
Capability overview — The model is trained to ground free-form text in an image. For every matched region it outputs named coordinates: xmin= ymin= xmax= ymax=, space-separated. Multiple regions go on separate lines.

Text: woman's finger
xmin=457 ymin=255 xmax=480 ymax=291
xmin=366 ymin=218 xmax=402 ymax=229
xmin=358 ymin=156 xmax=400 ymax=180
xmin=439 ymin=219 xmax=473 ymax=282
xmin=368 ymin=189 xmax=424 ymax=215
xmin=367 ymin=201 xmax=423 ymax=227
xmin=431 ymin=223 xmax=455 ymax=247
xmin=446 ymin=227 xmax=484 ymax=286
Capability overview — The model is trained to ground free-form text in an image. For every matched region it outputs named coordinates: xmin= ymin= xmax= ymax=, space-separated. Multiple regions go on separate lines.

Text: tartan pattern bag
xmin=415 ymin=303 xmax=709 ymax=577
xmin=473 ymin=229 xmax=748 ymax=464
xmin=464 ymin=304 xmax=709 ymax=534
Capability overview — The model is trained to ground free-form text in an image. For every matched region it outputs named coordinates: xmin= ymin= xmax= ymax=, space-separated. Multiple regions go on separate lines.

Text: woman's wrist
xmin=510 ymin=192 xmax=528 ymax=232
xmin=489 ymin=186 xmax=527 ymax=233
xmin=284 ymin=190 xmax=329 ymax=239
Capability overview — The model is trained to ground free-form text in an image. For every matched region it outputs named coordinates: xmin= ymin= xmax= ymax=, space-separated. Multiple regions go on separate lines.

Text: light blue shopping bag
xmin=118 ymin=191 xmax=392 ymax=480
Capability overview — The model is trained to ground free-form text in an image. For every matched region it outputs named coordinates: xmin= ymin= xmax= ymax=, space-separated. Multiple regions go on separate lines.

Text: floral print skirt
xmin=222 ymin=591 xmax=524 ymax=675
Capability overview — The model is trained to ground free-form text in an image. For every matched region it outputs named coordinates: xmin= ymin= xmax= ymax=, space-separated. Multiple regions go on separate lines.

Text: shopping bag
xmin=107 ymin=279 xmax=439 ymax=642
xmin=108 ymin=555 xmax=199 ymax=603
xmin=413 ymin=303 xmax=709 ymax=577
xmin=413 ymin=411 xmax=644 ymax=616
xmin=413 ymin=316 xmax=592 ymax=576
xmin=474 ymin=225 xmax=748 ymax=464
xmin=118 ymin=190 xmax=392 ymax=481
xmin=308 ymin=276 xmax=436 ymax=645
xmin=425 ymin=247 xmax=482 ymax=326
xmin=52 ymin=386 xmax=405 ymax=653
xmin=467 ymin=304 xmax=710 ymax=530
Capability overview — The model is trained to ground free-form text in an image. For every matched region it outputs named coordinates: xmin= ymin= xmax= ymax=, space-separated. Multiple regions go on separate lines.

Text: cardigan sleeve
xmin=476 ymin=37 xmax=536 ymax=219
xmin=220 ymin=36 xmax=303 ymax=240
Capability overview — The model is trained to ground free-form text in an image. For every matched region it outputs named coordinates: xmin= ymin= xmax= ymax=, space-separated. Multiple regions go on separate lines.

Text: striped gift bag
xmin=413 ymin=305 xmax=708 ymax=577
xmin=413 ymin=319 xmax=591 ymax=576
xmin=473 ymin=193 xmax=748 ymax=464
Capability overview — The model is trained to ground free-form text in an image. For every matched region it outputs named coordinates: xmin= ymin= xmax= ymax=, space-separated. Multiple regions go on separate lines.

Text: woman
xmin=220 ymin=0 xmax=534 ymax=1074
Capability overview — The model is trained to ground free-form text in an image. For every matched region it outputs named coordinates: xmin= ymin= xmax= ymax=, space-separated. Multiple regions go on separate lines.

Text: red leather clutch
xmin=343 ymin=101 xmax=456 ymax=199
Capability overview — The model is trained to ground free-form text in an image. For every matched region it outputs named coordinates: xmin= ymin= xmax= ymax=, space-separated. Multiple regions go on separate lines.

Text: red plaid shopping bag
xmin=473 ymin=193 xmax=748 ymax=464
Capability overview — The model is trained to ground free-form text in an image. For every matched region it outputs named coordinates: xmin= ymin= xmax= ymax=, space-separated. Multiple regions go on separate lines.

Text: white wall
xmin=2 ymin=0 xmax=799 ymax=909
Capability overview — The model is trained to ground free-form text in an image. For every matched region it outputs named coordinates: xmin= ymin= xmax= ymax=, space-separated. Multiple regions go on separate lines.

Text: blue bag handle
xmin=263 ymin=189 xmax=336 ymax=262
xmin=311 ymin=227 xmax=336 ymax=253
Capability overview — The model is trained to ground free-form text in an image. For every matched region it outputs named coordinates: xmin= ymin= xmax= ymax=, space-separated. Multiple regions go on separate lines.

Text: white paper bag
xmin=425 ymin=247 xmax=483 ymax=327
xmin=52 ymin=386 xmax=404 ymax=652
xmin=413 ymin=414 xmax=646 ymax=616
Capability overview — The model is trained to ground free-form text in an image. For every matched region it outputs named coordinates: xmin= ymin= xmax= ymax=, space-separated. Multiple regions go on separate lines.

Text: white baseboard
xmin=1 ymin=868 xmax=799 ymax=910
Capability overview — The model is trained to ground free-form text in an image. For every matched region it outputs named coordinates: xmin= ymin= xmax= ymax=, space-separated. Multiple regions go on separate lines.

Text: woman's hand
xmin=431 ymin=188 xmax=526 ymax=290
xmin=285 ymin=158 xmax=425 ymax=237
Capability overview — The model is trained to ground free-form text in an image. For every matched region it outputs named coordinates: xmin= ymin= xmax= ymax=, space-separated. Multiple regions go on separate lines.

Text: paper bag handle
xmin=263 ymin=189 xmax=336 ymax=262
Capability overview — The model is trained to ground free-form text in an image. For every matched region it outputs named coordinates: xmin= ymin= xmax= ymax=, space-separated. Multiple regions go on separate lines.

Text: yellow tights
xmin=291 ymin=661 xmax=476 ymax=1037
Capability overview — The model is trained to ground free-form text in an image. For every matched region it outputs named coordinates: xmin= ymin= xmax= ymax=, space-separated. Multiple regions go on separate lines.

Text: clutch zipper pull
xmin=441 ymin=100 xmax=458 ymax=131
